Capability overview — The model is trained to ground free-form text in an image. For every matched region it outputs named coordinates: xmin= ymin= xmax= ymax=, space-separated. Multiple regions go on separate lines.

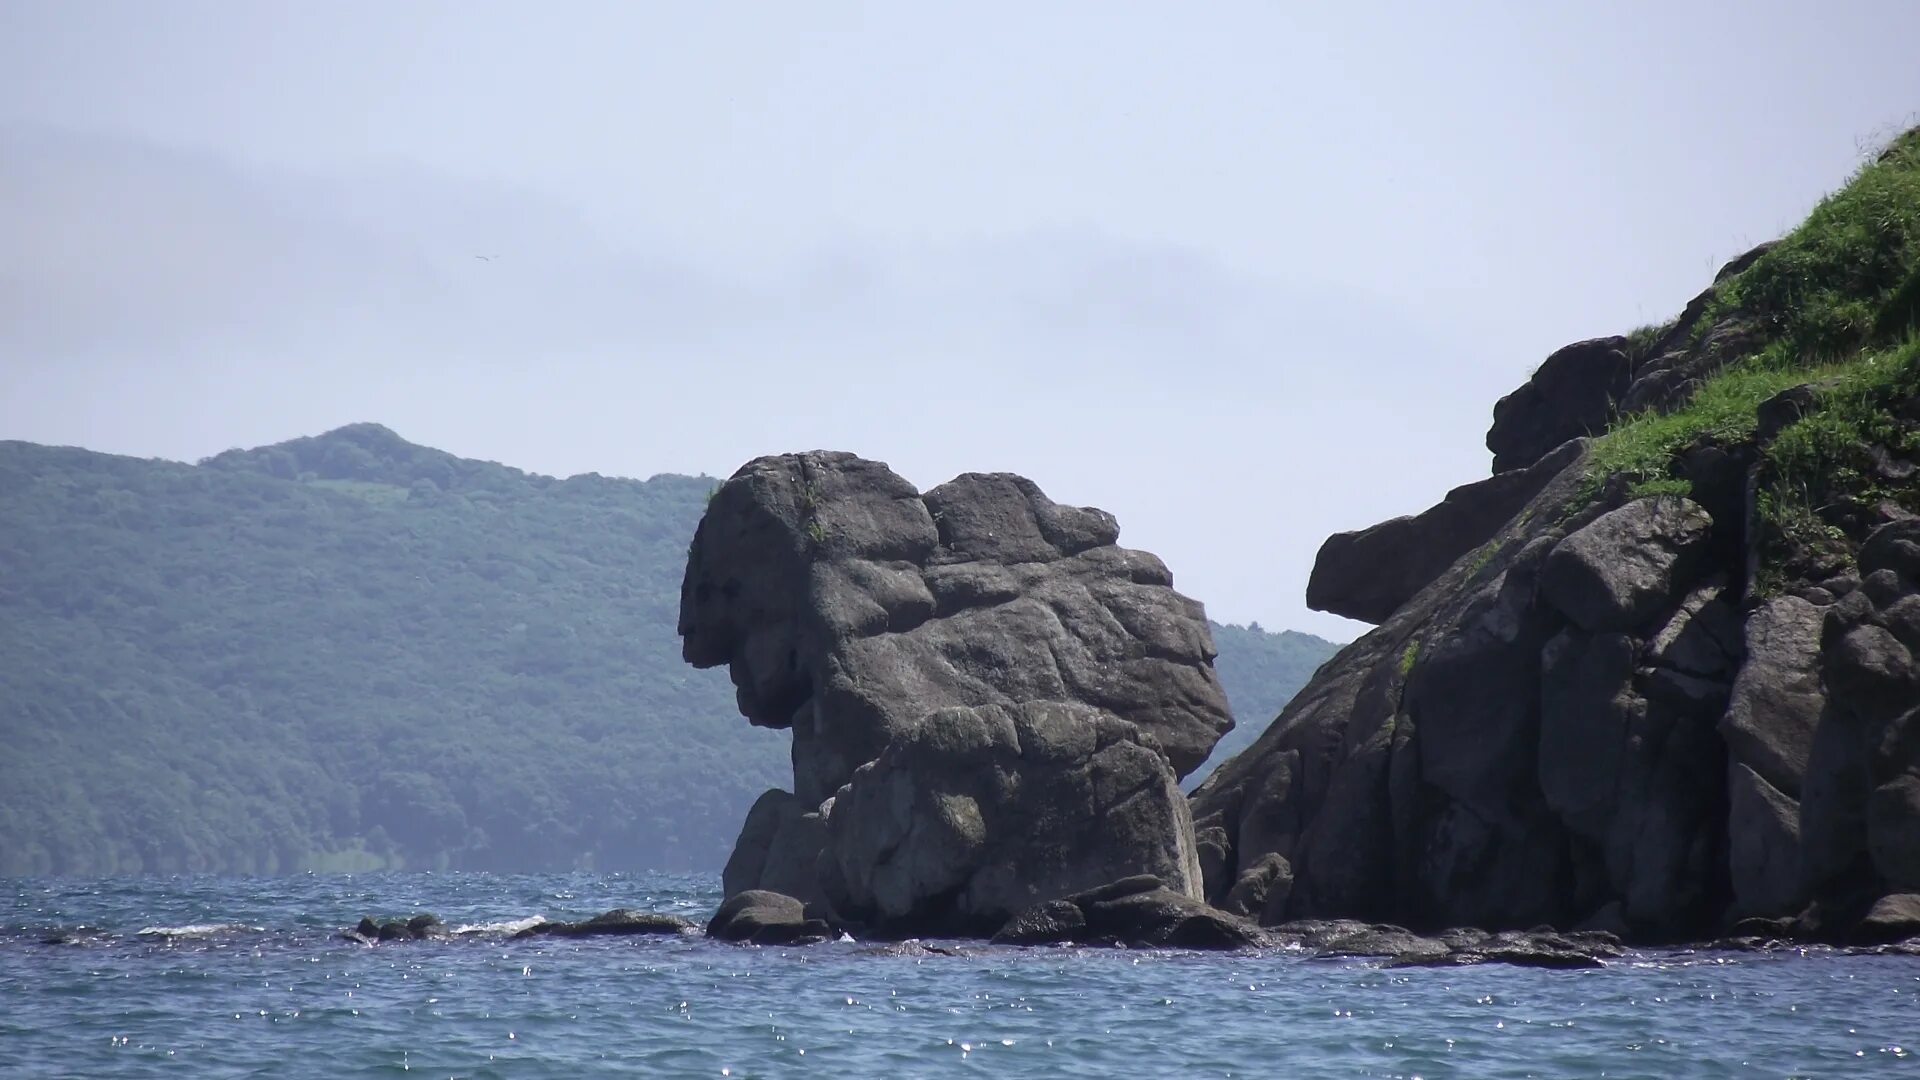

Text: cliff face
xmin=1195 ymin=128 xmax=1920 ymax=943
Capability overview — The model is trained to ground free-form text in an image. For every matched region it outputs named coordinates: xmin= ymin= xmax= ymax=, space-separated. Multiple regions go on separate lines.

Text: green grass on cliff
xmin=1708 ymin=127 xmax=1920 ymax=364
xmin=1586 ymin=128 xmax=1920 ymax=499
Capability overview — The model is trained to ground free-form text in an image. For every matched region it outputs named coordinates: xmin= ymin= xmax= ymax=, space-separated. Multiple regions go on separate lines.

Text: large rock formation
xmin=1194 ymin=130 xmax=1920 ymax=944
xmin=681 ymin=452 xmax=1233 ymax=935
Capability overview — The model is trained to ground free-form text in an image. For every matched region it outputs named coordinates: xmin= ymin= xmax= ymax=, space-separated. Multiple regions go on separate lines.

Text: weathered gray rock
xmin=705 ymin=890 xmax=831 ymax=945
xmin=1192 ymin=445 xmax=1601 ymax=935
xmin=1726 ymin=763 xmax=1805 ymax=917
xmin=1486 ymin=337 xmax=1632 ymax=474
xmin=1869 ymin=775 xmax=1920 ymax=889
xmin=1853 ymin=893 xmax=1920 ymax=944
xmin=1720 ymin=597 xmax=1825 ymax=798
xmin=682 ymin=454 xmax=1235 ymax=918
xmin=826 ymin=701 xmax=1203 ymax=935
xmin=990 ymin=875 xmax=1263 ymax=949
xmin=1810 ymin=521 xmax=1920 ymax=897
xmin=681 ymin=454 xmax=1230 ymax=801
xmin=1645 ymin=582 xmax=1744 ymax=679
xmin=1269 ymin=920 xmax=1622 ymax=969
xmin=722 ymin=789 xmax=828 ymax=905
xmin=1540 ymin=497 xmax=1713 ymax=632
xmin=1220 ymin=852 xmax=1293 ymax=921
xmin=1308 ymin=441 xmax=1583 ymax=623
xmin=1535 ymin=621 xmax=1725 ymax=935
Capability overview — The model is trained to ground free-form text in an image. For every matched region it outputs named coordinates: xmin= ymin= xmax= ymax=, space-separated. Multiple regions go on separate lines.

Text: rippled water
xmin=3 ymin=873 xmax=1916 ymax=1078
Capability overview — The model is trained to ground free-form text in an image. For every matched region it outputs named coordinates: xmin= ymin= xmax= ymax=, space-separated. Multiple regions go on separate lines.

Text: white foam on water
xmin=135 ymin=923 xmax=263 ymax=938
xmin=450 ymin=915 xmax=547 ymax=935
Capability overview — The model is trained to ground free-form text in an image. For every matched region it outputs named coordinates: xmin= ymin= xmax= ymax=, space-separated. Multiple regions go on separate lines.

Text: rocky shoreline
xmin=434 ymin=129 xmax=1920 ymax=968
xmin=331 ymin=892 xmax=1920 ymax=970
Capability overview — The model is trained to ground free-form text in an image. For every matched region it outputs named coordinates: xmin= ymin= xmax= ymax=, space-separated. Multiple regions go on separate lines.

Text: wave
xmin=135 ymin=922 xmax=264 ymax=938
xmin=449 ymin=915 xmax=547 ymax=935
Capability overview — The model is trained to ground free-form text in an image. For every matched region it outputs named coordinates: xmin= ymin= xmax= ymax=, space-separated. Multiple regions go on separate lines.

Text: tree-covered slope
xmin=0 ymin=425 xmax=1335 ymax=875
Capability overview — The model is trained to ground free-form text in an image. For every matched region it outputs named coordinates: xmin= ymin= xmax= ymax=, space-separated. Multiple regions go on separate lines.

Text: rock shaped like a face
xmin=824 ymin=701 xmax=1204 ymax=934
xmin=679 ymin=452 xmax=1233 ymax=806
xmin=1486 ymin=337 xmax=1632 ymax=475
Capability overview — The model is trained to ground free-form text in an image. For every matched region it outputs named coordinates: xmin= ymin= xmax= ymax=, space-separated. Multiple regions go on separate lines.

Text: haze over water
xmin=4 ymin=872 xmax=1915 ymax=1078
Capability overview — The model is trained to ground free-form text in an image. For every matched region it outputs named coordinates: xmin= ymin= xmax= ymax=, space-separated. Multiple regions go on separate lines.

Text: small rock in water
xmin=511 ymin=909 xmax=696 ymax=939
xmin=340 ymin=914 xmax=445 ymax=944
xmin=706 ymin=891 xmax=833 ymax=945
xmin=992 ymin=876 xmax=1264 ymax=950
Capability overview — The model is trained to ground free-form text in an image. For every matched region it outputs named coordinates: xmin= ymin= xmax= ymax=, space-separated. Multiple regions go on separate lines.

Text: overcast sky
xmin=3 ymin=2 xmax=1916 ymax=638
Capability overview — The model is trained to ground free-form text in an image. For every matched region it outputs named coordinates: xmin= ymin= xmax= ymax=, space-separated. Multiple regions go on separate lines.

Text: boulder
xmin=682 ymin=453 xmax=1236 ymax=914
xmin=1726 ymin=763 xmax=1805 ymax=917
xmin=1852 ymin=893 xmax=1920 ymax=945
xmin=1869 ymin=773 xmax=1920 ymax=890
xmin=342 ymin=914 xmax=445 ymax=944
xmin=991 ymin=875 xmax=1263 ymax=949
xmin=511 ymin=910 xmax=695 ymax=939
xmin=705 ymin=890 xmax=832 ymax=945
xmin=1486 ymin=337 xmax=1632 ymax=474
xmin=721 ymin=789 xmax=828 ymax=904
xmin=1721 ymin=597 xmax=1825 ymax=798
xmin=826 ymin=701 xmax=1203 ymax=935
xmin=1308 ymin=440 xmax=1583 ymax=623
xmin=1220 ymin=852 xmax=1293 ymax=920
xmin=1539 ymin=496 xmax=1713 ymax=633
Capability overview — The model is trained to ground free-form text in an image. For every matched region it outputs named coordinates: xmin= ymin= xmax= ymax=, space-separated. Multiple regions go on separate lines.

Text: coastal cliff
xmin=1194 ymin=127 xmax=1920 ymax=944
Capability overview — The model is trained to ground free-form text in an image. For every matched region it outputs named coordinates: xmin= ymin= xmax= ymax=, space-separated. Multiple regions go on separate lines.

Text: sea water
xmin=2 ymin=872 xmax=1914 ymax=1078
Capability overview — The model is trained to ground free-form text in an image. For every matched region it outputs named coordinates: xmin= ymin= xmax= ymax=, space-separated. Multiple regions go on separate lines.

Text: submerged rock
xmin=990 ymin=875 xmax=1264 ymax=950
xmin=511 ymin=910 xmax=696 ymax=939
xmin=341 ymin=914 xmax=445 ymax=944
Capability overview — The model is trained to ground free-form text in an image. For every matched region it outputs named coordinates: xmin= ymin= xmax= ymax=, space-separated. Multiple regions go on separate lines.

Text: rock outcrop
xmin=1194 ymin=130 xmax=1920 ymax=946
xmin=681 ymin=452 xmax=1234 ymax=937
xmin=1309 ymin=440 xmax=1583 ymax=624
xmin=1486 ymin=337 xmax=1634 ymax=475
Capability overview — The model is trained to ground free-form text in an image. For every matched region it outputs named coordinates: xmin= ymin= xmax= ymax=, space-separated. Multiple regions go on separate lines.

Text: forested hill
xmin=0 ymin=424 xmax=1337 ymax=875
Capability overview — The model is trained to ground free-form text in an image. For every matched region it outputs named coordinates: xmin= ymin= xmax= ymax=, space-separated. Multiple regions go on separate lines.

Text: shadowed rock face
xmin=826 ymin=701 xmax=1204 ymax=935
xmin=680 ymin=451 xmax=1233 ymax=928
xmin=1197 ymin=462 xmax=1750 ymax=940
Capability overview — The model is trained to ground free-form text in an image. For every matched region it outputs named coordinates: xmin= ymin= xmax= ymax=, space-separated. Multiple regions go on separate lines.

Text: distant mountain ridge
xmin=0 ymin=425 xmax=1336 ymax=875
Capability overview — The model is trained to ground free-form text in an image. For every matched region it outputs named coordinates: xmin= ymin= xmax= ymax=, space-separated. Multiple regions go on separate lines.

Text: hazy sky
xmin=3 ymin=2 xmax=1916 ymax=638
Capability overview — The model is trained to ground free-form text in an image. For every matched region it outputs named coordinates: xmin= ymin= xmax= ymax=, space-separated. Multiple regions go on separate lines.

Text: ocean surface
xmin=2 ymin=872 xmax=1915 ymax=1078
